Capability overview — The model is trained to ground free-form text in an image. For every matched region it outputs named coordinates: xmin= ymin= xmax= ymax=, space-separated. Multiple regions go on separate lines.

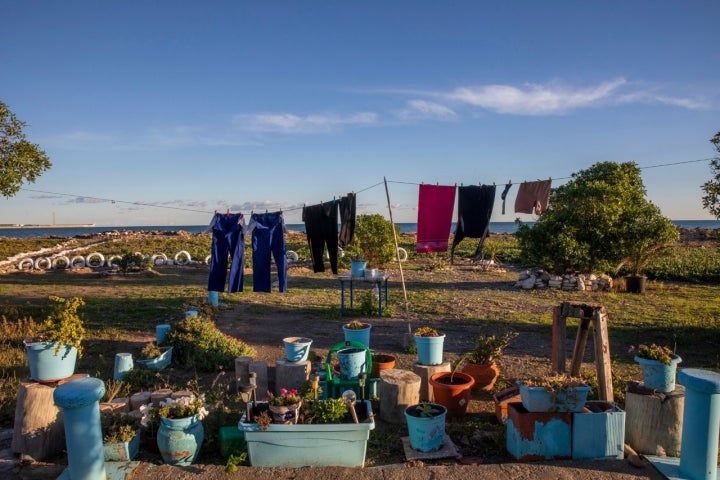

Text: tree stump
xmin=379 ymin=369 xmax=420 ymax=424
xmin=11 ymin=381 xmax=65 ymax=461
xmin=624 ymin=381 xmax=684 ymax=456
xmin=275 ymin=359 xmax=310 ymax=394
xmin=412 ymin=361 xmax=450 ymax=402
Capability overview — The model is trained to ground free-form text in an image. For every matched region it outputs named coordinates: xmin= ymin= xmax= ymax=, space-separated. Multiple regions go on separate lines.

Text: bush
xmin=344 ymin=214 xmax=398 ymax=267
xmin=167 ymin=316 xmax=255 ymax=372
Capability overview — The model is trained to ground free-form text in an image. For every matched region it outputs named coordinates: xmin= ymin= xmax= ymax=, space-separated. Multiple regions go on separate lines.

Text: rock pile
xmin=515 ymin=269 xmax=613 ymax=292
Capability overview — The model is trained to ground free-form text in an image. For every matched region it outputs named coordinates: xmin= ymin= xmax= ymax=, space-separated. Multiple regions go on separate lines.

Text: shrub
xmin=167 ymin=316 xmax=255 ymax=371
xmin=344 ymin=214 xmax=398 ymax=267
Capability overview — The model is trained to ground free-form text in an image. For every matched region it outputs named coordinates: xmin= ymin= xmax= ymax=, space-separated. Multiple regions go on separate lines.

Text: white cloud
xmin=444 ymin=78 xmax=627 ymax=115
xmin=233 ymin=111 xmax=378 ymax=133
xmin=396 ymin=100 xmax=457 ymax=120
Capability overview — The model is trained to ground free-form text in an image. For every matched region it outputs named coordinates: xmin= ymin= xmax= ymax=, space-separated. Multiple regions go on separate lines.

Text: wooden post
xmin=569 ymin=318 xmax=591 ymax=376
xmin=11 ymin=381 xmax=65 ymax=461
xmin=551 ymin=306 xmax=566 ymax=373
xmin=379 ymin=369 xmax=420 ymax=424
xmin=592 ymin=309 xmax=614 ymax=402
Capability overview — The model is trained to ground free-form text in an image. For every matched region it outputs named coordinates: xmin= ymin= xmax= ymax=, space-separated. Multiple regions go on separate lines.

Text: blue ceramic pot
xmin=157 ymin=414 xmax=205 ymax=466
xmin=24 ymin=340 xmax=78 ymax=382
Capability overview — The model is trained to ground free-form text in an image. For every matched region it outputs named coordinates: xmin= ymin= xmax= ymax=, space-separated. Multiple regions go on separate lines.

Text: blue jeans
xmin=207 ymin=213 xmax=245 ymax=293
xmin=251 ymin=212 xmax=287 ymax=292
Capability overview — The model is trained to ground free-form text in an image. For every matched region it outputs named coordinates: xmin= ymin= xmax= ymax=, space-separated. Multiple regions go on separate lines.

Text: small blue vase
xmin=157 ymin=414 xmax=205 ymax=466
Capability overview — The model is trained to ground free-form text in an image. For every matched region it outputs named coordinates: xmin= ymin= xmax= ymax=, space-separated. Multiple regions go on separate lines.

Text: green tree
xmin=0 ymin=101 xmax=52 ymax=198
xmin=516 ymin=161 xmax=677 ymax=274
xmin=344 ymin=214 xmax=398 ymax=267
xmin=701 ymin=131 xmax=720 ymax=219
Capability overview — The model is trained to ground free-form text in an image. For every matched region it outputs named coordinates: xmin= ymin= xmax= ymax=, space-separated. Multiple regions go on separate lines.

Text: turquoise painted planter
xmin=519 ymin=384 xmax=590 ymax=412
xmin=157 ymin=414 xmax=205 ymax=466
xmin=343 ymin=323 xmax=371 ymax=349
xmin=635 ymin=354 xmax=681 ymax=393
xmin=135 ymin=346 xmax=173 ymax=371
xmin=506 ymin=402 xmax=572 ymax=461
xmin=572 ymin=401 xmax=625 ymax=460
xmin=414 ymin=334 xmax=445 ymax=366
xmin=405 ymin=403 xmax=447 ymax=452
xmin=103 ymin=431 xmax=140 ymax=461
xmin=337 ymin=347 xmax=367 ymax=380
xmin=350 ymin=260 xmax=367 ymax=277
xmin=283 ymin=337 xmax=312 ymax=362
xmin=24 ymin=340 xmax=78 ymax=382
xmin=240 ymin=400 xmax=375 ymax=467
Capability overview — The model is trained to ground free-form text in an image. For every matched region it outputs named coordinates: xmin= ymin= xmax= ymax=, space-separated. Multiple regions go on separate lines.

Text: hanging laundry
xmin=338 ymin=192 xmax=356 ymax=248
xmin=500 ymin=181 xmax=513 ymax=215
xmin=248 ymin=211 xmax=287 ymax=293
xmin=416 ymin=184 xmax=456 ymax=253
xmin=514 ymin=179 xmax=552 ymax=215
xmin=302 ymin=201 xmax=339 ymax=274
xmin=451 ymin=184 xmax=496 ymax=263
xmin=207 ymin=212 xmax=245 ymax=293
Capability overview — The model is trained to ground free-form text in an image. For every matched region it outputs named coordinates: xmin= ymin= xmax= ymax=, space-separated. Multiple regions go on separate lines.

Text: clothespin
xmin=226 ymin=209 xmax=230 ymax=217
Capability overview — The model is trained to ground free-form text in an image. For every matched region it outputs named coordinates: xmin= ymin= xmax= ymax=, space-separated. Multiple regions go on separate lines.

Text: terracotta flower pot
xmin=428 ymin=371 xmax=475 ymax=418
xmin=462 ymin=361 xmax=500 ymax=392
xmin=371 ymin=353 xmax=396 ymax=378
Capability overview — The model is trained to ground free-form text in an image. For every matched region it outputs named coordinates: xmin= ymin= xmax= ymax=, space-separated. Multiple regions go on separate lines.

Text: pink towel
xmin=416 ymin=184 xmax=456 ymax=253
xmin=514 ymin=179 xmax=552 ymax=215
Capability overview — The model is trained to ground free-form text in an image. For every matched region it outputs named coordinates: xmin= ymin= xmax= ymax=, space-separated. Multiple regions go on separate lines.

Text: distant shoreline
xmin=0 ymin=223 xmax=96 ymax=229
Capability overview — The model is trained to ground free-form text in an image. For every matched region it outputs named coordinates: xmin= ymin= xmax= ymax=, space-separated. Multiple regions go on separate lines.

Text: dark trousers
xmin=251 ymin=212 xmax=287 ymax=292
xmin=451 ymin=185 xmax=496 ymax=262
xmin=339 ymin=193 xmax=356 ymax=248
xmin=208 ymin=213 xmax=245 ymax=293
xmin=303 ymin=201 xmax=339 ymax=274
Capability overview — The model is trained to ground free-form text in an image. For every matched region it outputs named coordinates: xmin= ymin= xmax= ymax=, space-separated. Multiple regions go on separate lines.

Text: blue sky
xmin=2 ymin=1 xmax=719 ymax=226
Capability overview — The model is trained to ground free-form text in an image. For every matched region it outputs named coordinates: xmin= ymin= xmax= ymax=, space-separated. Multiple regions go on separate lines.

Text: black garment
xmin=500 ymin=181 xmax=513 ymax=215
xmin=302 ymin=201 xmax=339 ymax=274
xmin=451 ymin=184 xmax=496 ymax=263
xmin=338 ymin=193 xmax=356 ymax=248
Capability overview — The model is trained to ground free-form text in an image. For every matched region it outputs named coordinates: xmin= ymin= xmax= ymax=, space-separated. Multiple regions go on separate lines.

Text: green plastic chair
xmin=324 ymin=340 xmax=373 ymax=399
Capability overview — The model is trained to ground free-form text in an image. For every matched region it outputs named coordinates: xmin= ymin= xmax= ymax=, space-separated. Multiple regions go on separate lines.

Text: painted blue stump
xmin=113 ymin=353 xmax=133 ymax=381
xmin=678 ymin=368 xmax=720 ymax=480
xmin=207 ymin=290 xmax=219 ymax=306
xmin=53 ymin=377 xmax=107 ymax=480
xmin=155 ymin=324 xmax=171 ymax=345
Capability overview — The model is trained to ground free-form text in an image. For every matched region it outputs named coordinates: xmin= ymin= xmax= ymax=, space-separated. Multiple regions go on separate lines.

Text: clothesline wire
xmin=17 ymin=157 xmax=714 ymax=219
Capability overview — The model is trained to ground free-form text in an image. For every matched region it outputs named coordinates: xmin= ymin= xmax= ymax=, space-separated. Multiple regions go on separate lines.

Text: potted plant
xmin=267 ymin=388 xmax=303 ymax=425
xmin=24 ymin=295 xmax=86 ymax=382
xmin=404 ymin=402 xmax=447 ymax=452
xmin=240 ymin=382 xmax=375 ymax=467
xmin=414 ymin=326 xmax=445 ymax=366
xmin=462 ymin=330 xmax=518 ymax=391
xmin=428 ymin=356 xmax=475 ymax=418
xmin=349 ymin=254 xmax=367 ymax=277
xmin=101 ymin=412 xmax=141 ymax=461
xmin=135 ymin=341 xmax=173 ymax=371
xmin=282 ymin=337 xmax=312 ymax=363
xmin=154 ymin=393 xmax=208 ymax=466
xmin=342 ymin=320 xmax=371 ymax=348
xmin=519 ymin=373 xmax=590 ymax=413
xmin=371 ymin=352 xmax=396 ymax=378
xmin=634 ymin=343 xmax=682 ymax=393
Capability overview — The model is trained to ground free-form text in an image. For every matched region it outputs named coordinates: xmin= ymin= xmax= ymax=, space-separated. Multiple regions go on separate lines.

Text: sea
xmin=0 ymin=220 xmax=718 ymax=239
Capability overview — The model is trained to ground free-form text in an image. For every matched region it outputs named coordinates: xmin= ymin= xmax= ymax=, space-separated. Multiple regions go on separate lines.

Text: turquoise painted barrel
xmin=283 ymin=337 xmax=312 ymax=362
xmin=113 ymin=353 xmax=134 ymax=381
xmin=53 ymin=377 xmax=107 ymax=480
xmin=343 ymin=323 xmax=371 ymax=349
xmin=157 ymin=414 xmax=205 ymax=466
xmin=678 ymin=368 xmax=720 ymax=480
xmin=415 ymin=335 xmax=445 ymax=366
xmin=635 ymin=354 xmax=682 ymax=393
xmin=207 ymin=290 xmax=219 ymax=306
xmin=24 ymin=341 xmax=78 ymax=382
xmin=337 ymin=347 xmax=367 ymax=380
xmin=156 ymin=324 xmax=171 ymax=345
xmin=405 ymin=403 xmax=447 ymax=452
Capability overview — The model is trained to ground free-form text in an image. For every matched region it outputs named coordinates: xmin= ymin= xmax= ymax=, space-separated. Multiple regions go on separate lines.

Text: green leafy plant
xmin=117 ymin=251 xmax=150 ymax=273
xmin=522 ymin=373 xmax=587 ymax=394
xmin=156 ymin=394 xmax=208 ymax=419
xmin=140 ymin=342 xmax=162 ymax=360
xmin=40 ymin=296 xmax=86 ymax=357
xmin=345 ymin=320 xmax=369 ymax=330
xmin=101 ymin=412 xmax=140 ymax=443
xmin=166 ymin=315 xmax=255 ymax=371
xmin=636 ymin=343 xmax=675 ymax=365
xmin=415 ymin=326 xmax=440 ymax=337
xmin=268 ymin=388 xmax=301 ymax=406
xmin=468 ymin=330 xmax=518 ymax=365
xmin=301 ymin=397 xmax=348 ymax=424
xmin=410 ymin=402 xmax=442 ymax=417
xmin=344 ymin=214 xmax=398 ymax=267
xmin=358 ymin=291 xmax=377 ymax=316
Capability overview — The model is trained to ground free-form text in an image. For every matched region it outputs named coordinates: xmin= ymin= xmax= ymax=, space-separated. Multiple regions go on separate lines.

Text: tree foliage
xmin=701 ymin=131 xmax=720 ymax=219
xmin=344 ymin=214 xmax=398 ymax=267
xmin=0 ymin=101 xmax=52 ymax=198
xmin=516 ymin=161 xmax=677 ymax=275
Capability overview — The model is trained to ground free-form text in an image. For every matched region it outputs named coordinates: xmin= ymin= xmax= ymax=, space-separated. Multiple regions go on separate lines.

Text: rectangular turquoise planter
xmin=572 ymin=401 xmax=625 ymax=460
xmin=506 ymin=402 xmax=572 ymax=462
xmin=103 ymin=431 xmax=140 ymax=461
xmin=135 ymin=346 xmax=172 ymax=371
xmin=239 ymin=400 xmax=375 ymax=467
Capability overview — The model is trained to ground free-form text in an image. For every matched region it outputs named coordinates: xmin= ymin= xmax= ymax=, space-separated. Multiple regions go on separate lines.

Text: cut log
xmin=379 ymin=369 xmax=420 ymax=424
xmin=11 ymin=381 xmax=65 ymax=461
xmin=624 ymin=381 xmax=684 ymax=457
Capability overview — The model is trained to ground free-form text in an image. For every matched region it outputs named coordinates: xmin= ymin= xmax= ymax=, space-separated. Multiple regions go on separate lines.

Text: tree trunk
xmin=624 ymin=381 xmax=684 ymax=456
xmin=11 ymin=381 xmax=65 ymax=461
